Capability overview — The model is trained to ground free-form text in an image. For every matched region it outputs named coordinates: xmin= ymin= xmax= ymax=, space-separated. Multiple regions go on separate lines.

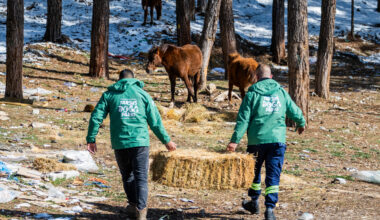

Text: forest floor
xmin=0 ymin=38 xmax=379 ymax=220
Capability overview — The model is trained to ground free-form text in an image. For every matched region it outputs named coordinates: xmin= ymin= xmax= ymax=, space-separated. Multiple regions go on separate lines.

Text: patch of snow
xmin=359 ymin=53 xmax=380 ymax=65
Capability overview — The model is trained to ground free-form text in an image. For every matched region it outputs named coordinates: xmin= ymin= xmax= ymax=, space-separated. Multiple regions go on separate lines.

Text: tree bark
xmin=378 ymin=0 xmax=380 ymax=12
xmin=176 ymin=0 xmax=192 ymax=46
xmin=89 ymin=0 xmax=109 ymax=78
xmin=197 ymin=0 xmax=208 ymax=14
xmin=271 ymin=0 xmax=285 ymax=64
xmin=315 ymin=0 xmax=336 ymax=99
xmin=44 ymin=0 xmax=62 ymax=42
xmin=6 ymin=0 xmax=24 ymax=100
xmin=199 ymin=0 xmax=222 ymax=90
xmin=190 ymin=0 xmax=196 ymax=21
xmin=220 ymin=0 xmax=237 ymax=80
xmin=349 ymin=0 xmax=355 ymax=40
xmin=287 ymin=0 xmax=309 ymax=126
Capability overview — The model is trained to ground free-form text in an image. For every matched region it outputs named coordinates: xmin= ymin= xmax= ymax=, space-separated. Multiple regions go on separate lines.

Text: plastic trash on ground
xmin=62 ymin=150 xmax=99 ymax=172
xmin=351 ymin=170 xmax=380 ymax=185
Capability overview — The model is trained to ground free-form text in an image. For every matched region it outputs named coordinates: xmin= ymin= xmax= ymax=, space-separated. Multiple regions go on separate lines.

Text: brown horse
xmin=228 ymin=53 xmax=259 ymax=102
xmin=142 ymin=0 xmax=162 ymax=26
xmin=146 ymin=44 xmax=202 ymax=107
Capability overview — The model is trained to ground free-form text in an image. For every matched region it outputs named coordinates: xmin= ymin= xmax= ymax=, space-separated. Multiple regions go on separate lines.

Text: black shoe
xmin=265 ymin=208 xmax=276 ymax=220
xmin=242 ymin=199 xmax=260 ymax=214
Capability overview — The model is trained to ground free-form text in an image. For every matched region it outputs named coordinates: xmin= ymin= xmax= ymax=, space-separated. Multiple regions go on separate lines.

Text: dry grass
xmin=151 ymin=149 xmax=255 ymax=190
xmin=33 ymin=157 xmax=77 ymax=173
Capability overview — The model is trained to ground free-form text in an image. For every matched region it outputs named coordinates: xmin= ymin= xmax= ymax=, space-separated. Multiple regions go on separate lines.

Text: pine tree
xmin=89 ymin=0 xmax=109 ymax=78
xmin=44 ymin=0 xmax=62 ymax=42
xmin=176 ymin=0 xmax=192 ymax=46
xmin=220 ymin=0 xmax=237 ymax=80
xmin=5 ymin=0 xmax=24 ymax=100
xmin=199 ymin=0 xmax=222 ymax=90
xmin=287 ymin=0 xmax=309 ymax=126
xmin=315 ymin=0 xmax=336 ymax=99
xmin=271 ymin=0 xmax=285 ymax=64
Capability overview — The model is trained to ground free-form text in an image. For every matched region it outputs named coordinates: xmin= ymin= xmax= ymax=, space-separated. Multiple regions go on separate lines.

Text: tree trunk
xmin=176 ymin=0 xmax=192 ymax=46
xmin=190 ymin=0 xmax=196 ymax=21
xmin=6 ymin=0 xmax=24 ymax=100
xmin=378 ymin=0 xmax=380 ymax=12
xmin=271 ymin=0 xmax=285 ymax=64
xmin=349 ymin=0 xmax=355 ymax=40
xmin=199 ymin=0 xmax=222 ymax=90
xmin=44 ymin=0 xmax=62 ymax=42
xmin=89 ymin=0 xmax=109 ymax=78
xmin=220 ymin=0 xmax=237 ymax=80
xmin=315 ymin=0 xmax=336 ymax=99
xmin=287 ymin=0 xmax=309 ymax=126
xmin=197 ymin=0 xmax=208 ymax=14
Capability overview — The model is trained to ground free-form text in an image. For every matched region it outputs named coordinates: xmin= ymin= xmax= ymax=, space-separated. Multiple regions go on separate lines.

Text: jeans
xmin=247 ymin=143 xmax=286 ymax=208
xmin=114 ymin=146 xmax=149 ymax=210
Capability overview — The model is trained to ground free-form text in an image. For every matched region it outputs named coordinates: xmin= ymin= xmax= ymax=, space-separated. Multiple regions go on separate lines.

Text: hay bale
xmin=151 ymin=149 xmax=254 ymax=190
xmin=181 ymin=103 xmax=209 ymax=123
xmin=33 ymin=158 xmax=77 ymax=173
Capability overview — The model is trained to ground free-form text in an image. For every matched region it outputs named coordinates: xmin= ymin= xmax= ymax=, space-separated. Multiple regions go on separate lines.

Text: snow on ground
xmin=0 ymin=0 xmax=379 ymax=62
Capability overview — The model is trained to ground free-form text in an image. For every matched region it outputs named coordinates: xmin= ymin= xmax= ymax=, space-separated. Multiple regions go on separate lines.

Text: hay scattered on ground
xmin=151 ymin=149 xmax=255 ymax=190
xmin=33 ymin=157 xmax=77 ymax=173
xmin=181 ymin=103 xmax=210 ymax=123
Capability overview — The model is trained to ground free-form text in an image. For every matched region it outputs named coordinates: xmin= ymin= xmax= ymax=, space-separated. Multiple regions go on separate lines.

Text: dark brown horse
xmin=142 ymin=0 xmax=162 ymax=26
xmin=146 ymin=44 xmax=202 ymax=107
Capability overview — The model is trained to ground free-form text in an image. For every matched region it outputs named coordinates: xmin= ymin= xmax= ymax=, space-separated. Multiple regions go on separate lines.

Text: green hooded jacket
xmin=230 ymin=79 xmax=305 ymax=145
xmin=86 ymin=78 xmax=170 ymax=149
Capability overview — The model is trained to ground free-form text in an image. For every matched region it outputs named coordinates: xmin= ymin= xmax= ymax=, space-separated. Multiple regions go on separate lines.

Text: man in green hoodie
xmin=86 ymin=69 xmax=176 ymax=220
xmin=227 ymin=64 xmax=305 ymax=220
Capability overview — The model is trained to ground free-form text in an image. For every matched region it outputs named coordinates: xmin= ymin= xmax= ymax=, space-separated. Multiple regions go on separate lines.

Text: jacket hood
xmin=249 ymin=78 xmax=281 ymax=95
xmin=107 ymin=78 xmax=144 ymax=92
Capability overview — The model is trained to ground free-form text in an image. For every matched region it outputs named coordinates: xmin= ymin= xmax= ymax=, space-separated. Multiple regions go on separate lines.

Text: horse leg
xmin=228 ymin=81 xmax=233 ymax=104
xmin=239 ymin=87 xmax=246 ymax=100
xmin=150 ymin=6 xmax=154 ymax=25
xmin=193 ymin=72 xmax=200 ymax=103
xmin=143 ymin=7 xmax=148 ymax=26
xmin=169 ymin=75 xmax=176 ymax=108
xmin=155 ymin=3 xmax=162 ymax=20
xmin=183 ymin=75 xmax=194 ymax=103
xmin=187 ymin=76 xmax=194 ymax=102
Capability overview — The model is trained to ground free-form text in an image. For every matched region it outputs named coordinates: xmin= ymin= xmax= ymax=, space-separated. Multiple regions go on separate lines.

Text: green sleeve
xmin=86 ymin=93 xmax=109 ymax=143
xmin=283 ymin=89 xmax=306 ymax=128
xmin=146 ymin=96 xmax=171 ymax=144
xmin=230 ymin=93 xmax=253 ymax=144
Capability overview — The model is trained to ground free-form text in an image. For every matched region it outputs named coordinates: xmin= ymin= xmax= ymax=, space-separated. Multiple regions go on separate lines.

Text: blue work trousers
xmin=114 ymin=146 xmax=149 ymax=210
xmin=247 ymin=143 xmax=286 ymax=208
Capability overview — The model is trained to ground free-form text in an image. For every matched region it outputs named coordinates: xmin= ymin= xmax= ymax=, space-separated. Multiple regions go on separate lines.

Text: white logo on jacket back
xmin=262 ymin=96 xmax=281 ymax=113
xmin=118 ymin=99 xmax=139 ymax=118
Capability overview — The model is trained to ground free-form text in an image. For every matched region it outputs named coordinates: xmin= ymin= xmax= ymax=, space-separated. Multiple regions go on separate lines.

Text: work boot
xmin=136 ymin=207 xmax=147 ymax=220
xmin=125 ymin=203 xmax=137 ymax=217
xmin=242 ymin=199 xmax=260 ymax=214
xmin=265 ymin=207 xmax=276 ymax=220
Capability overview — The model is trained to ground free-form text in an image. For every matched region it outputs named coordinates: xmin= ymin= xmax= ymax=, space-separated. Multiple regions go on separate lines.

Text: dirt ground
xmin=0 ymin=38 xmax=379 ymax=220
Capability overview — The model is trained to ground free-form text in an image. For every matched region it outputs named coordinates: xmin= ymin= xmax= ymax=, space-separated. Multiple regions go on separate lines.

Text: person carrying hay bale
xmin=227 ymin=64 xmax=305 ymax=220
xmin=86 ymin=69 xmax=177 ymax=220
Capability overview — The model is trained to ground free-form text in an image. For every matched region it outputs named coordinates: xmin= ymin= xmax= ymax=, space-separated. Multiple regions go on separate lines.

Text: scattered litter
xmin=84 ymin=181 xmax=111 ymax=188
xmin=47 ymin=170 xmax=80 ymax=181
xmin=47 ymin=185 xmax=66 ymax=199
xmin=298 ymin=212 xmax=314 ymax=220
xmin=16 ymin=167 xmax=42 ymax=180
xmin=0 ymin=161 xmax=12 ymax=177
xmin=206 ymin=83 xmax=216 ymax=95
xmin=214 ymin=91 xmax=241 ymax=102
xmin=0 ymin=111 xmax=10 ymax=121
xmin=24 ymin=87 xmax=52 ymax=97
xmin=88 ymin=177 xmax=108 ymax=185
xmin=15 ymin=203 xmax=31 ymax=209
xmin=180 ymin=198 xmax=194 ymax=203
xmin=332 ymin=178 xmax=347 ymax=184
xmin=71 ymin=205 xmax=83 ymax=213
xmin=90 ymin=87 xmax=99 ymax=92
xmin=0 ymin=155 xmax=28 ymax=162
xmin=31 ymin=122 xmax=51 ymax=129
xmin=32 ymin=109 xmax=40 ymax=115
xmin=62 ymin=150 xmax=99 ymax=172
xmin=155 ymin=194 xmax=175 ymax=198
xmin=34 ymin=213 xmax=52 ymax=219
xmin=0 ymin=185 xmax=21 ymax=203
xmin=72 ymin=178 xmax=84 ymax=186
xmin=64 ymin=82 xmax=77 ymax=87
xmin=351 ymin=170 xmax=380 ymax=185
